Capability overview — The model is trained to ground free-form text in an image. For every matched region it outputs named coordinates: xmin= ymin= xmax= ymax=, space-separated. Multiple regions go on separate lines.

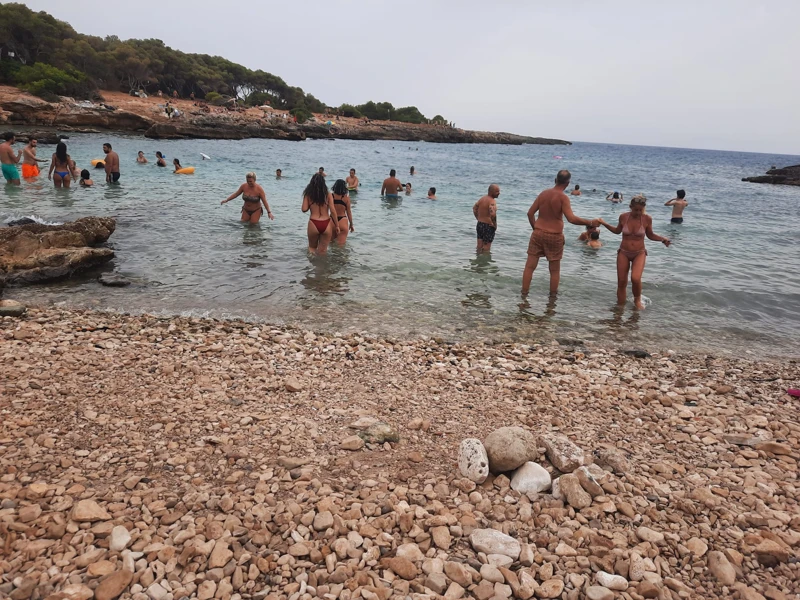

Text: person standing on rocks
xmin=521 ymin=170 xmax=599 ymax=297
xmin=1 ymin=132 xmax=21 ymax=185
xmin=381 ymin=169 xmax=403 ymax=198
xmin=103 ymin=143 xmax=121 ymax=183
xmin=21 ymin=138 xmax=46 ymax=178
xmin=473 ymin=184 xmax=500 ymax=253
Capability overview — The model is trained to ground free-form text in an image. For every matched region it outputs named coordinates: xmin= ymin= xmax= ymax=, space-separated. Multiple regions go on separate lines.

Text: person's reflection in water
xmin=239 ymin=224 xmax=268 ymax=269
xmin=381 ymin=196 xmax=402 ymax=209
xmin=467 ymin=253 xmax=500 ymax=276
xmin=601 ymin=303 xmax=642 ymax=332
xmin=300 ymin=247 xmax=351 ymax=297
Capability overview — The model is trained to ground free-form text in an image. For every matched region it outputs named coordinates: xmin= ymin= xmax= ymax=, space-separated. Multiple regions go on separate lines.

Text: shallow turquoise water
xmin=2 ymin=135 xmax=799 ymax=358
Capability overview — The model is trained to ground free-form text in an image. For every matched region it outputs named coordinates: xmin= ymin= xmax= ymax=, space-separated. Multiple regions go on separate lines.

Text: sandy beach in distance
xmin=0 ymin=307 xmax=797 ymax=600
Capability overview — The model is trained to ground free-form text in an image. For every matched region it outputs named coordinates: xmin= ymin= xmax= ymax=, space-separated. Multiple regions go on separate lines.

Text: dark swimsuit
xmin=476 ymin=221 xmax=496 ymax=244
xmin=334 ymin=196 xmax=348 ymax=221
xmin=242 ymin=194 xmax=262 ymax=218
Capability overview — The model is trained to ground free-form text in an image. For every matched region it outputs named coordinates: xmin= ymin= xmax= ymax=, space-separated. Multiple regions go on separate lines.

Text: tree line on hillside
xmin=0 ymin=3 xmax=447 ymax=125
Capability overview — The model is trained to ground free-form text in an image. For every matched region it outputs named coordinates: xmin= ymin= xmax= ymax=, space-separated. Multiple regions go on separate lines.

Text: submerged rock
xmin=6 ymin=217 xmax=37 ymax=227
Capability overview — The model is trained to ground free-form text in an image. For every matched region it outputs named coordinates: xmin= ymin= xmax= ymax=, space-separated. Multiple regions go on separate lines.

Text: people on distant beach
xmin=473 ymin=184 xmax=500 ymax=254
xmin=49 ymin=142 xmax=73 ymax=188
xmin=0 ymin=132 xmax=21 ymax=185
xmin=427 ymin=187 xmax=437 ymax=200
xmin=222 ymin=172 xmax=273 ymax=224
xmin=381 ymin=169 xmax=403 ymax=197
xmin=404 ymin=182 xmax=412 ymax=195
xmin=318 ymin=167 xmax=327 ymax=178
xmin=302 ymin=173 xmax=339 ymax=255
xmin=276 ymin=169 xmax=282 ymax=179
xmin=346 ymin=168 xmax=359 ymax=191
xmin=607 ymin=191 xmax=623 ymax=203
xmin=103 ymin=143 xmax=120 ymax=183
xmin=665 ymin=189 xmax=688 ymax=223
xmin=155 ymin=151 xmax=167 ymax=167
xmin=586 ymin=231 xmax=602 ymax=249
xmin=330 ymin=179 xmax=354 ymax=245
xmin=79 ymin=169 xmax=93 ymax=187
xmin=599 ymin=194 xmax=670 ymax=310
xmin=522 ymin=170 xmax=599 ymax=297
xmin=571 ymin=184 xmax=581 ymax=196
xmin=21 ymin=138 xmax=45 ymax=178
xmin=137 ymin=151 xmax=148 ymax=164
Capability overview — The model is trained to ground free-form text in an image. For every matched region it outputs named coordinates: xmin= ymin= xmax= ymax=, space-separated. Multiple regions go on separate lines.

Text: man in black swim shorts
xmin=473 ymin=184 xmax=500 ymax=253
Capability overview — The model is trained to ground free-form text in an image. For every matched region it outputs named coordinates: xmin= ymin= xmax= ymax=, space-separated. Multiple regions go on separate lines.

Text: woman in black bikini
xmin=599 ymin=195 xmax=670 ymax=310
xmin=301 ymin=173 xmax=339 ymax=255
xmin=155 ymin=152 xmax=167 ymax=167
xmin=221 ymin=172 xmax=273 ymax=224
xmin=330 ymin=179 xmax=354 ymax=245
xmin=48 ymin=142 xmax=72 ymax=188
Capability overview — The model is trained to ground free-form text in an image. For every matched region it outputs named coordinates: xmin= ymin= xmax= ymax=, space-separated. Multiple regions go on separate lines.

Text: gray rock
xmin=540 ymin=434 xmax=585 ymax=473
xmin=98 ymin=273 xmax=131 ymax=287
xmin=0 ymin=299 xmax=26 ymax=317
xmin=483 ymin=427 xmax=538 ymax=474
xmin=469 ymin=529 xmax=521 ymax=560
xmin=358 ymin=422 xmax=399 ymax=444
xmin=458 ymin=438 xmax=489 ymax=484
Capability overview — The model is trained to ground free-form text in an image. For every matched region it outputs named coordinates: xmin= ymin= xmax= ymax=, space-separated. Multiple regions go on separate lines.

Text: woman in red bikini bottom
xmin=301 ymin=173 xmax=339 ymax=255
xmin=599 ymin=195 xmax=670 ymax=310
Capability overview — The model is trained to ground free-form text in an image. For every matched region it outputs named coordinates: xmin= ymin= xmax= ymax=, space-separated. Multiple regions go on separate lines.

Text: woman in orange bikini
xmin=599 ymin=195 xmax=670 ymax=310
xmin=330 ymin=179 xmax=354 ymax=245
xmin=301 ymin=173 xmax=339 ymax=255
xmin=221 ymin=172 xmax=273 ymax=224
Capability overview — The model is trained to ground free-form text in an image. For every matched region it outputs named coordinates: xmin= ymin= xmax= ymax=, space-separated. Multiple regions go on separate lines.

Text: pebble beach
xmin=1 ymin=308 xmax=798 ymax=600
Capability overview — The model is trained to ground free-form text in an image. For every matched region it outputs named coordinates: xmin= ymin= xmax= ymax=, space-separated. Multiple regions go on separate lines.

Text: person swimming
xmin=302 ymin=173 xmax=339 ymax=255
xmin=137 ymin=151 xmax=148 ymax=164
xmin=79 ymin=169 xmax=93 ymax=187
xmin=172 ymin=158 xmax=182 ymax=173
xmin=404 ymin=182 xmax=412 ymax=195
xmin=48 ymin=141 xmax=72 ymax=188
xmin=427 ymin=187 xmax=437 ymax=200
xmin=586 ymin=231 xmax=602 ymax=249
xmin=221 ymin=171 xmax=274 ymax=224
xmin=276 ymin=168 xmax=282 ymax=179
xmin=330 ymin=179 xmax=354 ymax=245
xmin=578 ymin=224 xmax=599 ymax=242
xmin=570 ymin=184 xmax=581 ymax=196
xmin=155 ymin=151 xmax=166 ymax=167
xmin=606 ymin=191 xmax=623 ymax=203
xmin=410 ymin=166 xmax=415 ymax=176
xmin=598 ymin=194 xmax=670 ymax=310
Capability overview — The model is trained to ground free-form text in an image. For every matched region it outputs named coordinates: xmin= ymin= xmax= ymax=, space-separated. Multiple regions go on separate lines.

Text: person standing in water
xmin=222 ymin=172 xmax=274 ymax=224
xmin=521 ymin=170 xmax=599 ymax=297
xmin=381 ymin=169 xmax=403 ymax=197
xmin=103 ymin=143 xmax=120 ymax=183
xmin=155 ymin=151 xmax=167 ymax=167
xmin=473 ymin=184 xmax=500 ymax=253
xmin=137 ymin=151 xmax=148 ymax=164
xmin=665 ymin=189 xmax=688 ymax=223
xmin=346 ymin=168 xmax=359 ymax=191
xmin=427 ymin=187 xmax=437 ymax=200
xmin=410 ymin=166 xmax=415 ymax=176
xmin=331 ymin=179 xmax=355 ymax=245
xmin=607 ymin=191 xmax=623 ymax=203
xmin=48 ymin=142 xmax=73 ymax=188
xmin=318 ymin=167 xmax=327 ymax=178
xmin=302 ymin=173 xmax=339 ymax=255
xmin=570 ymin=184 xmax=581 ymax=196
xmin=599 ymin=194 xmax=670 ymax=310
xmin=276 ymin=169 xmax=282 ymax=179
xmin=0 ymin=132 xmax=21 ymax=185
xmin=21 ymin=138 xmax=46 ymax=178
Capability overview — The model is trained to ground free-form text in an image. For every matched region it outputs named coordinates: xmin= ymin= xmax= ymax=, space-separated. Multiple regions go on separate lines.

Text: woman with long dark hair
xmin=301 ymin=173 xmax=339 ymax=255
xmin=330 ymin=179 xmax=354 ymax=245
xmin=48 ymin=142 xmax=72 ymax=188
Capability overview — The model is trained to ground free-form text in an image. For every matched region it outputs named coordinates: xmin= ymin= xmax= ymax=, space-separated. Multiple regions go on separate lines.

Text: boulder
xmin=469 ymin=529 xmax=521 ymax=560
xmin=458 ymin=438 xmax=489 ymax=483
xmin=540 ymin=434 xmax=585 ymax=473
xmin=510 ymin=462 xmax=551 ymax=494
xmin=0 ymin=299 xmax=26 ymax=317
xmin=483 ymin=427 xmax=538 ymax=473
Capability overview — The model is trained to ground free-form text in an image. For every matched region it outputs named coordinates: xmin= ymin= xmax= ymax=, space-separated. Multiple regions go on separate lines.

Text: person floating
xmin=172 ymin=158 xmax=182 ymax=172
xmin=473 ymin=184 xmax=500 ymax=254
xmin=570 ymin=184 xmax=581 ymax=196
xmin=598 ymin=194 xmax=670 ymax=310
xmin=301 ymin=173 xmax=339 ymax=255
xmin=665 ymin=189 xmax=688 ymax=224
xmin=330 ymin=179 xmax=354 ymax=245
xmin=221 ymin=172 xmax=273 ymax=225
xmin=103 ymin=143 xmax=120 ymax=183
xmin=137 ymin=151 xmax=148 ymax=164
xmin=21 ymin=138 xmax=46 ymax=178
xmin=607 ymin=191 xmax=623 ymax=203
xmin=522 ymin=170 xmax=599 ymax=297
xmin=79 ymin=169 xmax=93 ymax=187
xmin=155 ymin=152 xmax=166 ymax=167
xmin=381 ymin=169 xmax=403 ymax=197
xmin=427 ymin=187 xmax=437 ymax=200
xmin=346 ymin=168 xmax=359 ymax=191
xmin=0 ymin=132 xmax=21 ymax=185
xmin=48 ymin=141 xmax=73 ymax=188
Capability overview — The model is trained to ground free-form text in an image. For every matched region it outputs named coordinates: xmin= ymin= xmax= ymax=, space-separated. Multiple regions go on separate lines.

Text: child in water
xmin=79 ymin=169 xmax=93 ymax=187
xmin=587 ymin=231 xmax=602 ymax=249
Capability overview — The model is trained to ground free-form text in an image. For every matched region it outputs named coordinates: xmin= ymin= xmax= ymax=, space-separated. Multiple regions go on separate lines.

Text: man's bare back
xmin=381 ymin=177 xmax=402 ymax=195
xmin=666 ymin=198 xmax=688 ymax=218
xmin=0 ymin=140 xmax=18 ymax=165
xmin=530 ymin=188 xmax=576 ymax=233
xmin=474 ymin=195 xmax=497 ymax=227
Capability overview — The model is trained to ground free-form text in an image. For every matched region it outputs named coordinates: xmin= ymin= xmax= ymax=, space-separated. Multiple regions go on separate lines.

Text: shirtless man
xmin=276 ymin=169 xmax=282 ymax=179
xmin=380 ymin=169 xmax=403 ymax=197
xmin=318 ymin=167 xmax=327 ymax=178
xmin=346 ymin=168 xmax=359 ymax=190
xmin=0 ymin=132 xmax=21 ymax=185
xmin=427 ymin=187 xmax=437 ymax=200
xmin=473 ymin=184 xmax=500 ymax=253
xmin=521 ymin=170 xmax=599 ymax=296
xmin=570 ymin=184 xmax=581 ymax=196
xmin=586 ymin=231 xmax=602 ymax=249
xmin=665 ymin=189 xmax=688 ymax=223
xmin=102 ymin=143 xmax=120 ymax=183
xmin=22 ymin=138 xmax=46 ymax=178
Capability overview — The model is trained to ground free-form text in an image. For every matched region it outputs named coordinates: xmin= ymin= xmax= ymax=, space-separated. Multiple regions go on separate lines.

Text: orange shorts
xmin=527 ymin=230 xmax=565 ymax=261
xmin=21 ymin=164 xmax=40 ymax=178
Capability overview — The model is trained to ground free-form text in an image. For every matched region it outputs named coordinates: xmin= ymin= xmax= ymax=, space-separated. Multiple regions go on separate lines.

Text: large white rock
xmin=458 ymin=438 xmax=489 ymax=484
xmin=483 ymin=427 xmax=538 ymax=474
xmin=596 ymin=571 xmax=629 ymax=591
xmin=469 ymin=529 xmax=521 ymax=560
xmin=109 ymin=525 xmax=132 ymax=552
xmin=510 ymin=462 xmax=552 ymax=494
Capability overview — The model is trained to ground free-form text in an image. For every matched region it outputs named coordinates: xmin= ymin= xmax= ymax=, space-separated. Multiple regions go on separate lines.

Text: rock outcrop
xmin=1 ymin=95 xmax=153 ymax=132
xmin=742 ymin=164 xmax=800 ymax=186
xmin=0 ymin=217 xmax=116 ymax=287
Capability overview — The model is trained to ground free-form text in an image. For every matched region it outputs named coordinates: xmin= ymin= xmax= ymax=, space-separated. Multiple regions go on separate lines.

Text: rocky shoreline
xmin=742 ymin=165 xmax=800 ymax=187
xmin=0 ymin=88 xmax=569 ymax=146
xmin=0 ymin=307 xmax=797 ymax=600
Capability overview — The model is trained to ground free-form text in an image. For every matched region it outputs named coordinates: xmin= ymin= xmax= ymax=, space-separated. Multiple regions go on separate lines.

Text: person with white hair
xmin=221 ymin=172 xmax=274 ymax=224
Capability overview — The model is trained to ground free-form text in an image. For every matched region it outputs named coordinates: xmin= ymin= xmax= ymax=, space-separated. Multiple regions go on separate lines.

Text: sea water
xmin=2 ymin=135 xmax=799 ymax=358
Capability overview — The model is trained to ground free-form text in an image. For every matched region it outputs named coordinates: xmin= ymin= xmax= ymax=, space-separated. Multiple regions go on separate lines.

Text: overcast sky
xmin=23 ymin=0 xmax=800 ymax=154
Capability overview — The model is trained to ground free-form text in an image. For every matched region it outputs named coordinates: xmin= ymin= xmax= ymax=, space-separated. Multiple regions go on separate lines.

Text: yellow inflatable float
xmin=174 ymin=167 xmax=195 ymax=174
xmin=91 ymin=159 xmax=104 ymax=167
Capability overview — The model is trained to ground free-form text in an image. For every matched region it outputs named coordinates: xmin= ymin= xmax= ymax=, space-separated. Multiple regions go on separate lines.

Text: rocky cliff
xmin=742 ymin=164 xmax=800 ymax=186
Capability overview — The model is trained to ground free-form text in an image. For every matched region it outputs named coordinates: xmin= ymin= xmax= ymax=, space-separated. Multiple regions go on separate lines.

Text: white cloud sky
xmin=23 ymin=0 xmax=800 ymax=154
